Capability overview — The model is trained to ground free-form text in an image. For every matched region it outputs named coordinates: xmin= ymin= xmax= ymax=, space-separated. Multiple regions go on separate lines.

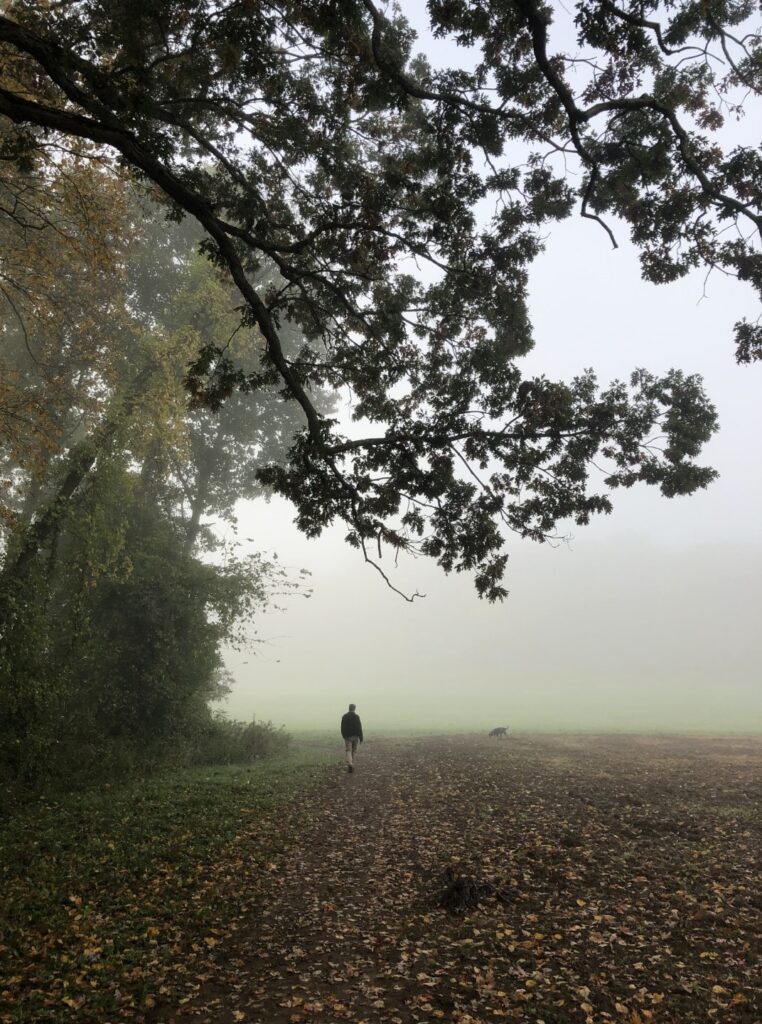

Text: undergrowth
xmin=0 ymin=742 xmax=337 ymax=1022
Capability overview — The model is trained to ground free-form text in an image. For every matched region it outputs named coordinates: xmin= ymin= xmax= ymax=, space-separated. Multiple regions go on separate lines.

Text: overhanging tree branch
xmin=0 ymin=3 xmax=731 ymax=598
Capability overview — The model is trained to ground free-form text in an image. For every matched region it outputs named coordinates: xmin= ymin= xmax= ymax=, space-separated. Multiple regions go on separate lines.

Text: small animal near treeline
xmin=489 ymin=727 xmax=508 ymax=738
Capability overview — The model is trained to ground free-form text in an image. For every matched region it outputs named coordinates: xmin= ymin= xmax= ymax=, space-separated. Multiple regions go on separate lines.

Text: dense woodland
xmin=1 ymin=0 xmax=760 ymax=791
xmin=0 ymin=161 xmax=312 ymax=790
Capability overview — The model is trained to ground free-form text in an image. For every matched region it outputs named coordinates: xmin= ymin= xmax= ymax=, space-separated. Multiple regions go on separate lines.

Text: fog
xmin=221 ymin=529 xmax=761 ymax=734
xmin=217 ymin=212 xmax=761 ymax=735
xmin=219 ymin=9 xmax=761 ymax=737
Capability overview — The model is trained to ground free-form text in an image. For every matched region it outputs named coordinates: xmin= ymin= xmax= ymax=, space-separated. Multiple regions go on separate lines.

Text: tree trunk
xmin=5 ymin=364 xmax=154 ymax=580
xmin=182 ymin=420 xmax=227 ymax=557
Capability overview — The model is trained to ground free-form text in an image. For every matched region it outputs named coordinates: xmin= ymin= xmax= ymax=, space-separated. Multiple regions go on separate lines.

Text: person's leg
xmin=345 ymin=738 xmax=354 ymax=768
xmin=351 ymin=738 xmax=359 ymax=762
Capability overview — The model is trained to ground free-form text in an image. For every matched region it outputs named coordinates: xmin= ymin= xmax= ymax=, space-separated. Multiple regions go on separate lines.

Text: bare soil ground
xmin=152 ymin=734 xmax=761 ymax=1024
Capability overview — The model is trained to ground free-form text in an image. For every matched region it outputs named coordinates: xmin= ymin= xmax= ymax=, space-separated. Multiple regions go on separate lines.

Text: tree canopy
xmin=1 ymin=0 xmax=759 ymax=598
xmin=0 ymin=159 xmax=308 ymax=787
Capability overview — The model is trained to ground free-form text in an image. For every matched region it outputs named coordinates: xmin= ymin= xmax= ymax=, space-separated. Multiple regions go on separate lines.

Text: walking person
xmin=340 ymin=703 xmax=363 ymax=773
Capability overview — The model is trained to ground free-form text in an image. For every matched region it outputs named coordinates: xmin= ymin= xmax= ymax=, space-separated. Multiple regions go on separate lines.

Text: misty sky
xmin=220 ymin=4 xmax=761 ymax=736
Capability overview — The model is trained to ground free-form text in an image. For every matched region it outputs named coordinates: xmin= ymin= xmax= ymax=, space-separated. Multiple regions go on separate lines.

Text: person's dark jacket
xmin=340 ymin=711 xmax=363 ymax=742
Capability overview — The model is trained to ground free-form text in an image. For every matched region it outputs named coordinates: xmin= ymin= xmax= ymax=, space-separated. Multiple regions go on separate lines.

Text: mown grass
xmin=0 ymin=740 xmax=338 ymax=1023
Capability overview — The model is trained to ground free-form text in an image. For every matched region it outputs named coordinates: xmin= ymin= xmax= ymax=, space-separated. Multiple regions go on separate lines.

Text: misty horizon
xmin=221 ymin=527 xmax=762 ymax=736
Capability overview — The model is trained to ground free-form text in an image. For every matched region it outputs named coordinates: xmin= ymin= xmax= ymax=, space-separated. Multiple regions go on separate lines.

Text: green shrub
xmin=191 ymin=713 xmax=290 ymax=766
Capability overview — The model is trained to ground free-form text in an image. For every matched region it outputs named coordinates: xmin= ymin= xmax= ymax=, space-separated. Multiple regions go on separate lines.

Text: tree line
xmin=0 ymin=155 xmax=317 ymax=792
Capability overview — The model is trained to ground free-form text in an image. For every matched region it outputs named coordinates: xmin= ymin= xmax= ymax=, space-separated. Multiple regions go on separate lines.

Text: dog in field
xmin=488 ymin=726 xmax=508 ymax=738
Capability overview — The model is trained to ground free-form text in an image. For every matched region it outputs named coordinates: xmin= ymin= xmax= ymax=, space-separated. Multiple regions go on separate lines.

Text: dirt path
xmin=156 ymin=735 xmax=761 ymax=1024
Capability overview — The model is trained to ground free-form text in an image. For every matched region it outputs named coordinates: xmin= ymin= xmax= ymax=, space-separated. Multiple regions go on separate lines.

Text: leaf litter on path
xmin=145 ymin=735 xmax=761 ymax=1024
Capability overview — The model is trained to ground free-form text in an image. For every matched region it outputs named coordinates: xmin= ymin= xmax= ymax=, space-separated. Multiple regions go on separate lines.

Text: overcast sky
xmin=219 ymin=4 xmax=761 ymax=736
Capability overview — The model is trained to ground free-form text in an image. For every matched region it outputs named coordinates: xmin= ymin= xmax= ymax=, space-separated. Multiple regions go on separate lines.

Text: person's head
xmin=349 ymin=703 xmax=356 ymax=712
